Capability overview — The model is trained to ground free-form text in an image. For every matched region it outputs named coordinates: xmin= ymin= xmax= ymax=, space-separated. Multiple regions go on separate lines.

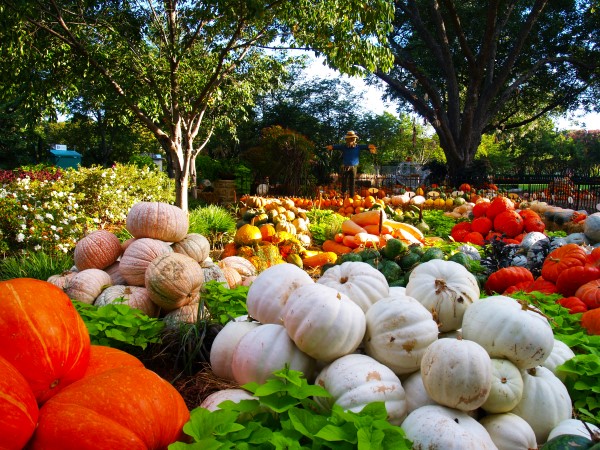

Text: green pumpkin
xmin=338 ymin=252 xmax=363 ymax=264
xmin=448 ymin=252 xmax=471 ymax=269
xmin=541 ymin=434 xmax=600 ymax=449
xmin=419 ymin=247 xmax=445 ymax=263
xmin=378 ymin=260 xmax=403 ymax=284
xmin=382 ymin=238 xmax=408 ymax=260
xmin=358 ymin=248 xmax=381 ymax=261
xmin=398 ymin=251 xmax=421 ymax=271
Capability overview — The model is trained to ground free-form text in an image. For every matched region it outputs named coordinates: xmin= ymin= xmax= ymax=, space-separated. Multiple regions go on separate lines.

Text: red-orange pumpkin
xmin=575 ymin=279 xmax=600 ymax=309
xmin=581 ymin=308 xmax=600 ymax=335
xmin=527 ymin=276 xmax=558 ymax=295
xmin=450 ymin=221 xmax=472 ymax=242
xmin=0 ymin=354 xmax=39 ymax=450
xmin=484 ymin=266 xmax=534 ymax=295
xmin=555 ymin=265 xmax=600 ymax=297
xmin=83 ymin=345 xmax=145 ymax=379
xmin=463 ymin=231 xmax=485 ymax=246
xmin=28 ymin=366 xmax=190 ymax=450
xmin=523 ymin=216 xmax=546 ymax=233
xmin=556 ymin=296 xmax=588 ymax=314
xmin=0 ymin=278 xmax=91 ymax=404
xmin=74 ymin=229 xmax=123 ymax=271
xmin=541 ymin=243 xmax=588 ymax=283
xmin=485 ymin=196 xmax=514 ymax=221
xmin=472 ymin=201 xmax=490 ymax=218
xmin=493 ymin=210 xmax=524 ymax=238
xmin=471 ymin=216 xmax=493 ymax=236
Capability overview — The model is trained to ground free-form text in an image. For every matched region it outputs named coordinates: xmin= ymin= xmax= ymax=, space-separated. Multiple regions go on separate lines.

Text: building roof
xmin=49 ymin=149 xmax=82 ymax=157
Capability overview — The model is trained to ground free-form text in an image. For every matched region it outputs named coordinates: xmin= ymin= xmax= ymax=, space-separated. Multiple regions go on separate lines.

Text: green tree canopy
xmin=367 ymin=1 xmax=600 ymax=179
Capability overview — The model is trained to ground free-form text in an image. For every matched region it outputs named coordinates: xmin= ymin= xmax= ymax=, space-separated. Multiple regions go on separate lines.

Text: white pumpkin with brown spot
xmin=314 ymin=354 xmax=407 ymax=426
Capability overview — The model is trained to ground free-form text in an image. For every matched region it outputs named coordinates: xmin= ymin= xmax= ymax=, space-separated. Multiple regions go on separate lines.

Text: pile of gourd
xmin=46 ymin=201 xmax=256 ymax=327
xmin=205 ymin=259 xmax=599 ymax=449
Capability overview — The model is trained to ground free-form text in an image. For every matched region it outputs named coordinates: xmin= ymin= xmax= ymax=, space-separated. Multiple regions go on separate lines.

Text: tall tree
xmin=369 ymin=1 xmax=599 ymax=179
xmin=2 ymin=0 xmax=393 ymax=210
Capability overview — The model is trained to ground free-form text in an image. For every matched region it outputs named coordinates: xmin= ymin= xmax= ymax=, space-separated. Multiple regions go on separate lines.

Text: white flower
xmin=35 ymin=214 xmax=44 ymax=221
xmin=45 ymin=213 xmax=54 ymax=220
xmin=50 ymin=225 xmax=57 ymax=231
xmin=16 ymin=233 xmax=25 ymax=242
xmin=20 ymin=224 xmax=27 ymax=230
xmin=34 ymin=245 xmax=41 ymax=251
xmin=22 ymin=204 xmax=29 ymax=211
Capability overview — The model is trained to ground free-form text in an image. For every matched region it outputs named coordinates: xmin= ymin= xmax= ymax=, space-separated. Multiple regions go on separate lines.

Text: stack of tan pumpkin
xmin=203 ymin=259 xmax=597 ymax=448
xmin=47 ymin=201 xmax=257 ymax=326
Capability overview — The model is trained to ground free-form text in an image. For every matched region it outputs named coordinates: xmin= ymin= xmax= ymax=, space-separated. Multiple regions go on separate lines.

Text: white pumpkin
xmin=584 ymin=212 xmax=600 ymax=243
xmin=200 ymin=389 xmax=257 ymax=411
xmin=541 ymin=338 xmax=576 ymax=382
xmin=511 ymin=366 xmax=572 ymax=444
xmin=363 ymin=295 xmax=438 ymax=375
xmin=401 ymin=405 xmax=497 ymax=450
xmin=402 ymin=370 xmax=437 ymax=414
xmin=547 ymin=418 xmax=600 ymax=441
xmin=479 ymin=413 xmax=537 ymax=450
xmin=231 ymin=324 xmax=315 ymax=385
xmin=316 ymin=261 xmax=389 ymax=313
xmin=314 ymin=354 xmax=407 ymax=426
xmin=405 ymin=259 xmax=480 ymax=332
xmin=481 ymin=358 xmax=524 ymax=414
xmin=461 ymin=295 xmax=554 ymax=369
xmin=210 ymin=321 xmax=261 ymax=380
xmin=246 ymin=263 xmax=314 ymax=324
xmin=282 ymin=283 xmax=366 ymax=363
xmin=420 ymin=338 xmax=493 ymax=411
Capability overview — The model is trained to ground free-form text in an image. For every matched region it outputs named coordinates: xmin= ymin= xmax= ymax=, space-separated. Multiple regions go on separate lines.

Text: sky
xmin=303 ymin=58 xmax=600 ymax=132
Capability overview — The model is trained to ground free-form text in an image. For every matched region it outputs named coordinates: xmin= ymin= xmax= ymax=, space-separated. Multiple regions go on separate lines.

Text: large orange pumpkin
xmin=485 ymin=196 xmax=514 ymax=221
xmin=541 ymin=243 xmax=588 ymax=283
xmin=83 ymin=345 xmax=145 ymax=379
xmin=581 ymin=308 xmax=600 ymax=335
xmin=555 ymin=265 xmax=600 ymax=297
xmin=484 ymin=266 xmax=534 ymax=295
xmin=0 ymin=278 xmax=90 ymax=404
xmin=0 ymin=354 xmax=39 ymax=450
xmin=575 ymin=279 xmax=600 ymax=309
xmin=28 ymin=366 xmax=190 ymax=450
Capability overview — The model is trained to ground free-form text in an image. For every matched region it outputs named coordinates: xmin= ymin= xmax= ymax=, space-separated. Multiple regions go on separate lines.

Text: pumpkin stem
xmin=579 ymin=416 xmax=600 ymax=442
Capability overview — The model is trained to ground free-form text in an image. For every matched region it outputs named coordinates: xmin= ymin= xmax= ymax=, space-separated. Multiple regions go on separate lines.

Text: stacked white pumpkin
xmin=47 ymin=201 xmax=257 ymax=326
xmin=208 ymin=258 xmax=588 ymax=449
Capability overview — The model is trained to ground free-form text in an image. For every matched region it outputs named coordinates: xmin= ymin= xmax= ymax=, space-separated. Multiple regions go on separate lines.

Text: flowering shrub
xmin=0 ymin=164 xmax=174 ymax=255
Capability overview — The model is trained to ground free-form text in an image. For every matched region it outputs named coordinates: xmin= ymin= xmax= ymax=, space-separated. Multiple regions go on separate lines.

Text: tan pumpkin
xmin=172 ymin=233 xmax=210 ymax=263
xmin=103 ymin=261 xmax=126 ymax=285
xmin=163 ymin=303 xmax=204 ymax=328
xmin=47 ymin=270 xmax=77 ymax=290
xmin=145 ymin=253 xmax=204 ymax=311
xmin=94 ymin=285 xmax=159 ymax=318
xmin=217 ymin=256 xmax=258 ymax=278
xmin=74 ymin=230 xmax=122 ymax=271
xmin=63 ymin=269 xmax=112 ymax=304
xmin=221 ymin=266 xmax=243 ymax=289
xmin=126 ymin=201 xmax=189 ymax=242
xmin=119 ymin=238 xmax=173 ymax=286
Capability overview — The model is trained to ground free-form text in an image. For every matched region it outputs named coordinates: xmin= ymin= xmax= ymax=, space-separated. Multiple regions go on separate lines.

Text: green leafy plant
xmin=170 ymin=367 xmax=412 ymax=449
xmin=188 ymin=205 xmax=237 ymax=248
xmin=306 ymin=209 xmax=346 ymax=245
xmin=511 ymin=291 xmax=600 ymax=425
xmin=73 ymin=300 xmax=164 ymax=350
xmin=202 ymin=280 xmax=249 ymax=325
xmin=0 ymin=250 xmax=74 ymax=281
xmin=421 ymin=209 xmax=457 ymax=238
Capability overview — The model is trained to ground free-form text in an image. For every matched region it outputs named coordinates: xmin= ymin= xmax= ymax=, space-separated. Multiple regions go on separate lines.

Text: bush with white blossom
xmin=0 ymin=164 xmax=174 ymax=254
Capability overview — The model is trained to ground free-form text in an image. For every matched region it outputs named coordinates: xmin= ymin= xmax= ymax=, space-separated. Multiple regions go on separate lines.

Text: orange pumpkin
xmin=493 ymin=210 xmax=524 ymax=238
xmin=0 ymin=354 xmax=39 ymax=450
xmin=575 ymin=279 xmax=600 ymax=309
xmin=485 ymin=266 xmax=534 ymax=295
xmin=83 ymin=345 xmax=145 ymax=379
xmin=471 ymin=216 xmax=493 ymax=236
xmin=450 ymin=221 xmax=472 ymax=242
xmin=555 ymin=265 xmax=600 ymax=297
xmin=472 ymin=201 xmax=490 ymax=218
xmin=541 ymin=243 xmax=588 ymax=283
xmin=581 ymin=308 xmax=600 ymax=335
xmin=28 ymin=366 xmax=190 ymax=450
xmin=0 ymin=278 xmax=91 ymax=404
xmin=485 ymin=196 xmax=514 ymax=221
